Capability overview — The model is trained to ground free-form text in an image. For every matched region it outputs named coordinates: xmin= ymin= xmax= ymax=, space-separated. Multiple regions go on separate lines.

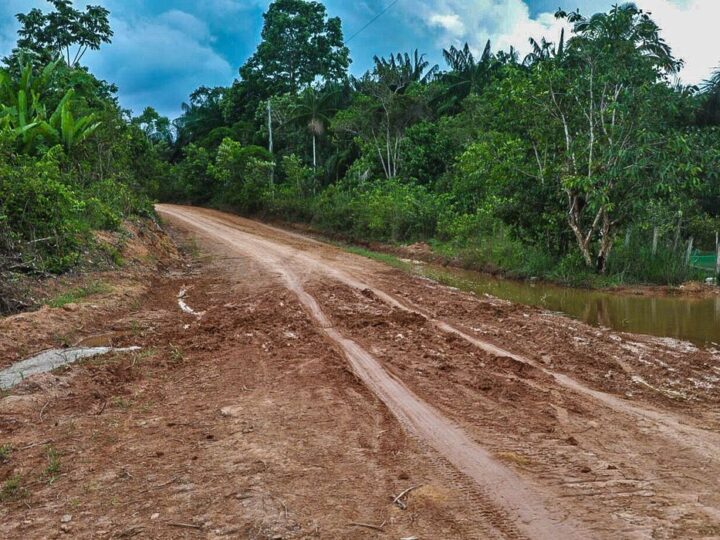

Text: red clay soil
xmin=1 ymin=204 xmax=719 ymax=539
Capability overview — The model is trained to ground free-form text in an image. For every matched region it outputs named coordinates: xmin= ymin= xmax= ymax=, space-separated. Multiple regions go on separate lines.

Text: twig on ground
xmin=95 ymin=400 xmax=108 ymax=415
xmin=166 ymin=522 xmax=202 ymax=530
xmin=39 ymin=400 xmax=51 ymax=421
xmin=392 ymin=484 xmax=422 ymax=510
xmin=139 ymin=476 xmax=179 ymax=493
xmin=348 ymin=521 xmax=386 ymax=532
xmin=19 ymin=439 xmax=53 ymax=450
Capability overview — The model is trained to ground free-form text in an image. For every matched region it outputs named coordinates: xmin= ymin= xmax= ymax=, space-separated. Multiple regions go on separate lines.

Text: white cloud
xmin=428 ymin=14 xmax=465 ymax=37
xmin=404 ymin=0 xmax=717 ymax=83
xmin=635 ymin=0 xmax=719 ymax=84
xmin=402 ymin=0 xmax=569 ymax=60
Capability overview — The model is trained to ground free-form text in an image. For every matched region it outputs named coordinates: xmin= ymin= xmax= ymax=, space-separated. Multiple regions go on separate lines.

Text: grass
xmin=342 ymin=234 xmax=709 ymax=290
xmin=341 ymin=245 xmax=412 ymax=270
xmin=111 ymin=396 xmax=131 ymax=409
xmin=44 ymin=445 xmax=61 ymax=483
xmin=0 ymin=444 xmax=12 ymax=463
xmin=168 ymin=343 xmax=184 ymax=364
xmin=47 ymin=280 xmax=111 ymax=308
xmin=0 ymin=475 xmax=27 ymax=502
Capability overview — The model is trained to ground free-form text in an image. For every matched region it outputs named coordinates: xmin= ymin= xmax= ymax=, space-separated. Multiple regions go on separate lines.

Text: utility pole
xmin=267 ymin=100 xmax=274 ymax=185
xmin=267 ymin=100 xmax=273 ymax=155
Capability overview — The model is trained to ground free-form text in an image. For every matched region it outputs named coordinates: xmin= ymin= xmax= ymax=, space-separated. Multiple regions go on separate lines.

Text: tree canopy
xmin=11 ymin=0 xmax=112 ymax=67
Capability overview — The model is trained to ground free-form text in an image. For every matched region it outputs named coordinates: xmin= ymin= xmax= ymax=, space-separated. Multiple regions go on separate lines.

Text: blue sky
xmin=0 ymin=1 xmax=716 ymax=118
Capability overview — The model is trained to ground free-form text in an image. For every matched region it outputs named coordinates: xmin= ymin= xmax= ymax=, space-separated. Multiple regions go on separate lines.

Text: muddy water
xmin=401 ymin=262 xmax=720 ymax=347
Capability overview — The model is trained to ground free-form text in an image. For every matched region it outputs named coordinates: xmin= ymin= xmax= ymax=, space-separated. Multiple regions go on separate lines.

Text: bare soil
xmin=0 ymin=205 xmax=719 ymax=539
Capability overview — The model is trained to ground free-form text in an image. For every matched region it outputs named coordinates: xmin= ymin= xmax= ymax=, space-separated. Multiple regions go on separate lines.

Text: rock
xmin=150 ymin=513 xmax=160 ymax=520
xmin=61 ymin=515 xmax=72 ymax=523
xmin=220 ymin=406 xmax=242 ymax=418
xmin=62 ymin=303 xmax=79 ymax=312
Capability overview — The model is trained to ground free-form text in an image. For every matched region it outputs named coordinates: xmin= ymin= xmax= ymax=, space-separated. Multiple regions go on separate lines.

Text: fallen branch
xmin=28 ymin=237 xmax=52 ymax=244
xmin=348 ymin=521 xmax=386 ymax=532
xmin=392 ymin=484 xmax=422 ymax=510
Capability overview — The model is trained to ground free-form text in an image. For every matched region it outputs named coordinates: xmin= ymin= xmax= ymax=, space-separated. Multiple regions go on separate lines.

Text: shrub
xmin=0 ymin=150 xmax=84 ymax=272
xmin=210 ymin=139 xmax=274 ymax=212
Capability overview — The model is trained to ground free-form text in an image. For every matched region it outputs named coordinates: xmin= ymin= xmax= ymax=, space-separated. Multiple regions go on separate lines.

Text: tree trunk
xmin=685 ymin=236 xmax=694 ymax=266
xmin=596 ymin=212 xmax=613 ymax=274
xmin=567 ymin=194 xmax=593 ymax=267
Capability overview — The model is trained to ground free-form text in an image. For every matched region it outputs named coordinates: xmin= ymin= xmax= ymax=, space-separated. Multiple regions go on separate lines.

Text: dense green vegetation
xmin=0 ymin=0 xmax=166 ymax=290
xmin=162 ymin=0 xmax=720 ymax=286
xmin=2 ymin=0 xmax=719 ymax=293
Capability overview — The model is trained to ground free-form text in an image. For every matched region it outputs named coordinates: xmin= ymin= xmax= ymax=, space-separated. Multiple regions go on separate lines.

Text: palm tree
xmin=439 ymin=40 xmax=497 ymax=109
xmin=697 ymin=64 xmax=720 ymax=126
xmin=290 ymin=86 xmax=340 ymax=169
xmin=373 ymin=49 xmax=439 ymax=92
xmin=496 ymin=46 xmax=519 ymax=65
xmin=523 ymin=29 xmax=564 ymax=66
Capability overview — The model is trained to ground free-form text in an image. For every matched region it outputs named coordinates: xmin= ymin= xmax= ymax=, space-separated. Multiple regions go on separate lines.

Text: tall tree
xmin=334 ymin=52 xmax=433 ymax=180
xmin=538 ymin=3 xmax=685 ymax=271
xmin=174 ymin=87 xmax=226 ymax=149
xmin=10 ymin=0 xmax=112 ymax=67
xmin=240 ymin=0 xmax=350 ymax=96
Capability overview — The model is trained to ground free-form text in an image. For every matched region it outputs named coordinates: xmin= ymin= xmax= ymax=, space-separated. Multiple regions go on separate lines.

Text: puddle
xmin=0 ymin=347 xmax=140 ymax=389
xmin=394 ymin=261 xmax=720 ymax=347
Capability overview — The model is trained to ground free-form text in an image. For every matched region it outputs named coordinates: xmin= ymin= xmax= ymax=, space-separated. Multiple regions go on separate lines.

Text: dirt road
xmin=1 ymin=205 xmax=719 ymax=538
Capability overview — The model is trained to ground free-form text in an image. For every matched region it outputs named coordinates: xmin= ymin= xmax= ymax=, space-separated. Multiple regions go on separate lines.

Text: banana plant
xmin=0 ymin=58 xmax=101 ymax=152
xmin=38 ymin=88 xmax=101 ymax=149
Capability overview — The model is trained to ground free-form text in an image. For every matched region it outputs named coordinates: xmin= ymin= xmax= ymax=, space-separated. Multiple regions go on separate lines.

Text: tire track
xmin=158 ymin=206 xmax=590 ymax=540
xmin=161 ymin=205 xmax=720 ymax=466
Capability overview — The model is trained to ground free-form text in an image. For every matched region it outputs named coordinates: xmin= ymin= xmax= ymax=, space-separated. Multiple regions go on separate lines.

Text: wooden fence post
xmin=652 ymin=227 xmax=659 ymax=256
xmin=715 ymin=231 xmax=719 ymax=280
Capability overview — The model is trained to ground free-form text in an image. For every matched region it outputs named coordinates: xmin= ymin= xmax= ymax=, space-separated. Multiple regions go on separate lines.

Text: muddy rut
xmin=158 ymin=205 xmax=720 ymax=538
xmin=160 ymin=205 xmax=592 ymax=539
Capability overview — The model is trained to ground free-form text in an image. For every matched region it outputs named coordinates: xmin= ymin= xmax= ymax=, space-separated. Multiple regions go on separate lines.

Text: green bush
xmin=311 ymin=178 xmax=446 ymax=242
xmin=0 ymin=150 xmax=84 ymax=272
xmin=209 ymin=139 xmax=274 ymax=212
